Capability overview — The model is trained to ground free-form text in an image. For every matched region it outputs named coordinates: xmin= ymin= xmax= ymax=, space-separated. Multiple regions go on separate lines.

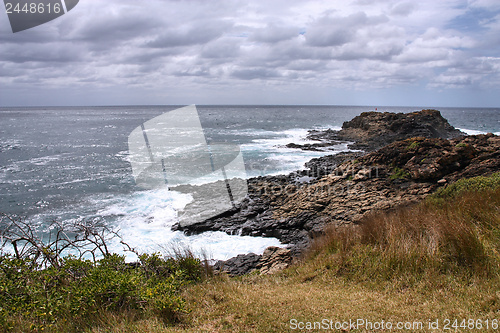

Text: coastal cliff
xmin=173 ymin=110 xmax=500 ymax=275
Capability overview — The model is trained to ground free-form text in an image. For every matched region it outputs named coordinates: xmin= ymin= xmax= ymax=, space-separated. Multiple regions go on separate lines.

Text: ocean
xmin=1 ymin=105 xmax=499 ymax=260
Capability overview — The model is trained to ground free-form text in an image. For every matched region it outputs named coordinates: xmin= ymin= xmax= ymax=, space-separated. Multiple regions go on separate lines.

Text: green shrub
xmin=0 ymin=215 xmax=207 ymax=331
xmin=0 ymin=251 xmax=203 ymax=331
xmin=432 ymin=172 xmax=500 ymax=199
xmin=389 ymin=167 xmax=410 ymax=180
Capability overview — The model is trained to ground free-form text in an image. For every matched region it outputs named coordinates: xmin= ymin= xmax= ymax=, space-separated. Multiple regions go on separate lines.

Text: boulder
xmin=258 ymin=246 xmax=293 ymax=275
xmin=213 ymin=253 xmax=261 ymax=277
xmin=213 ymin=247 xmax=293 ymax=276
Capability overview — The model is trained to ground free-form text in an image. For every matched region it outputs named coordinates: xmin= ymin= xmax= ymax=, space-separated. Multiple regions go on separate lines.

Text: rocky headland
xmin=173 ymin=110 xmax=500 ymax=276
xmin=305 ymin=109 xmax=465 ymax=151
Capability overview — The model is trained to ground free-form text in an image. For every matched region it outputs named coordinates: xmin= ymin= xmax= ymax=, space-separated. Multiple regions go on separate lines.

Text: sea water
xmin=1 ymin=105 xmax=499 ymax=260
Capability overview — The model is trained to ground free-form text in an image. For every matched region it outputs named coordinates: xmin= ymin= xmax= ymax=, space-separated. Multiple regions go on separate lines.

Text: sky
xmin=1 ymin=0 xmax=500 ymax=107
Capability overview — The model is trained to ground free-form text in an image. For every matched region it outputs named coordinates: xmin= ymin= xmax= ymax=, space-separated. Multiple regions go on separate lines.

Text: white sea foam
xmin=0 ymin=139 xmax=22 ymax=152
xmin=29 ymin=154 xmax=68 ymax=166
xmin=458 ymin=128 xmax=500 ymax=136
xmin=81 ymin=127 xmax=345 ymax=260
xmin=241 ymin=126 xmax=347 ymax=176
xmin=94 ymin=188 xmax=282 ymax=261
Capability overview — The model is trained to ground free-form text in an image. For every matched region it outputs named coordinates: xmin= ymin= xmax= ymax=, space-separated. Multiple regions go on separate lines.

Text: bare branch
xmin=0 ymin=213 xmax=128 ymax=269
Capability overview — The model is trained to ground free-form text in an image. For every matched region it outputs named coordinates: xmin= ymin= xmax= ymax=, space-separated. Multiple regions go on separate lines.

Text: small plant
xmin=406 ymin=140 xmax=420 ymax=150
xmin=455 ymin=142 xmax=468 ymax=148
xmin=389 ymin=167 xmax=409 ymax=180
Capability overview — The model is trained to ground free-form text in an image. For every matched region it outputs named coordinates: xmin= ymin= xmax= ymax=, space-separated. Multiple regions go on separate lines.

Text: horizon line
xmin=1 ymin=104 xmax=499 ymax=109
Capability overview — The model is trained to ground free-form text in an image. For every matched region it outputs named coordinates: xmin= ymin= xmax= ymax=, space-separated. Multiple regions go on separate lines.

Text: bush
xmin=0 ymin=252 xmax=203 ymax=331
xmin=0 ymin=217 xmax=205 ymax=332
xmin=432 ymin=171 xmax=500 ymax=199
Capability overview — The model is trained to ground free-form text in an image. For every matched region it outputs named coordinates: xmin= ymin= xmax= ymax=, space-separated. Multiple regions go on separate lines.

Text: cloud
xmin=231 ymin=67 xmax=282 ymax=80
xmin=304 ymin=12 xmax=388 ymax=47
xmin=1 ymin=42 xmax=85 ymax=64
xmin=394 ymin=28 xmax=475 ymax=64
xmin=429 ymin=56 xmax=500 ymax=88
xmin=146 ymin=20 xmax=231 ymax=48
xmin=0 ymin=0 xmax=499 ymax=106
xmin=468 ymin=0 xmax=500 ymax=10
xmin=390 ymin=2 xmax=415 ymax=16
xmin=251 ymin=23 xmax=300 ymax=43
xmin=200 ymin=37 xmax=241 ymax=59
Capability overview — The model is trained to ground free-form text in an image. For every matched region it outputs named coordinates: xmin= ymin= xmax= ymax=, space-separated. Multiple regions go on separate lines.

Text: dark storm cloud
xmin=173 ymin=67 xmax=212 ymax=77
xmin=0 ymin=63 xmax=24 ymax=77
xmin=0 ymin=27 xmax=56 ymax=43
xmin=1 ymin=42 xmax=84 ymax=63
xmin=70 ymin=13 xmax=158 ymax=43
xmin=123 ymin=49 xmax=179 ymax=64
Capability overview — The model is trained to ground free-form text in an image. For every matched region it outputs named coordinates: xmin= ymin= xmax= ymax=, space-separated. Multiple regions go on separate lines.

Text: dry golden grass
xmin=157 ymin=184 xmax=500 ymax=333
xmin=149 ymin=268 xmax=500 ymax=332
xmin=80 ymin=178 xmax=500 ymax=332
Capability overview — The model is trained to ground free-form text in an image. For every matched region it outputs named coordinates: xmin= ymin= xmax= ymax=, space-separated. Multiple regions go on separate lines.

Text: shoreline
xmin=175 ymin=110 xmax=500 ymax=275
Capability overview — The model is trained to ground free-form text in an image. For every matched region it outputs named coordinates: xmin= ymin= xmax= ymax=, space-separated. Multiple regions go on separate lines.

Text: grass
xmin=3 ymin=173 xmax=500 ymax=332
xmin=167 ymin=173 xmax=500 ymax=332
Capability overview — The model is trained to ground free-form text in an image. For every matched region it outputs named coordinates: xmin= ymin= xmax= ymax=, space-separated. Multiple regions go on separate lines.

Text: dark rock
xmin=174 ymin=110 xmax=498 ymax=274
xmin=213 ymin=247 xmax=294 ymax=276
xmin=213 ymin=253 xmax=261 ymax=276
xmin=285 ymin=141 xmax=341 ymax=151
xmin=304 ymin=152 xmax=366 ymax=177
xmin=308 ymin=109 xmax=465 ymax=152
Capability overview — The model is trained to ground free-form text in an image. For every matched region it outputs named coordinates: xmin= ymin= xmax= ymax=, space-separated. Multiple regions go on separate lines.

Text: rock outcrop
xmin=213 ymin=246 xmax=294 ymax=276
xmin=174 ymin=110 xmax=499 ymax=276
xmin=213 ymin=253 xmax=261 ymax=277
xmin=258 ymin=246 xmax=293 ymax=275
xmin=305 ymin=109 xmax=464 ymax=152
xmin=274 ymin=134 xmax=500 ymax=228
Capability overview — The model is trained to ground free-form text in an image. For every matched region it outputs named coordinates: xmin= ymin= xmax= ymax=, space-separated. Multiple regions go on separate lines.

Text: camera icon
xmin=128 ymin=105 xmax=248 ymax=227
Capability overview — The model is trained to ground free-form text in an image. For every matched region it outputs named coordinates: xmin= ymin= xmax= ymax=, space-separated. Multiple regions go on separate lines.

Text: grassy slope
xmin=89 ymin=173 xmax=500 ymax=332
